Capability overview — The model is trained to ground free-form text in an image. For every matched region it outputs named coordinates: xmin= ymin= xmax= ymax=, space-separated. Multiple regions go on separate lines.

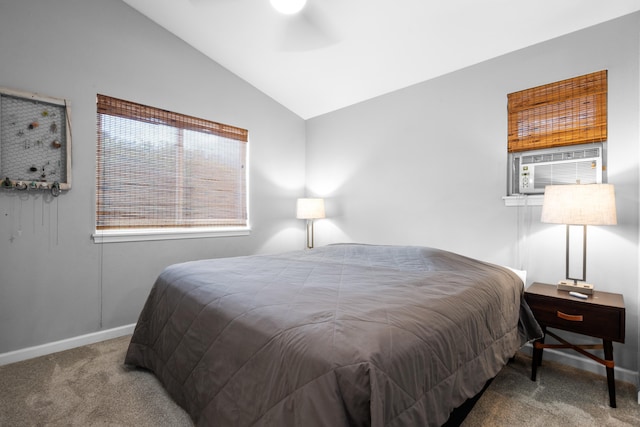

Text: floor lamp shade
xmin=541 ymin=184 xmax=616 ymax=284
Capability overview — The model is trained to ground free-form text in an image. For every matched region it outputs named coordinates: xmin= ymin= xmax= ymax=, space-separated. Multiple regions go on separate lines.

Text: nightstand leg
xmin=531 ymin=345 xmax=538 ymax=381
xmin=531 ymin=328 xmax=546 ymax=381
xmin=603 ymin=340 xmax=616 ymax=408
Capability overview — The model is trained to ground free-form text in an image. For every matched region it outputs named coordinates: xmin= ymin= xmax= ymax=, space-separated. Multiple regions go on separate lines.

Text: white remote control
xmin=569 ymin=291 xmax=588 ymax=299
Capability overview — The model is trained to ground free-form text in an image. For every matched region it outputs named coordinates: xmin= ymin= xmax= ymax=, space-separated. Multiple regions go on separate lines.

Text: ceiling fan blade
xmin=188 ymin=0 xmax=342 ymax=51
xmin=277 ymin=3 xmax=341 ymax=51
xmin=189 ymin=0 xmax=235 ymax=5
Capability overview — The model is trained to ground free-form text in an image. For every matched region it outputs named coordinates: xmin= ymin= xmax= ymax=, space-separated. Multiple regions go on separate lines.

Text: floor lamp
xmin=540 ymin=184 xmax=617 ymax=292
xmin=296 ymin=198 xmax=325 ymax=249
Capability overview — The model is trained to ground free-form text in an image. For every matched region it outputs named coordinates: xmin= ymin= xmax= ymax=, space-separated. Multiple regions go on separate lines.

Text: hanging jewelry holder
xmin=0 ymin=87 xmax=72 ymax=197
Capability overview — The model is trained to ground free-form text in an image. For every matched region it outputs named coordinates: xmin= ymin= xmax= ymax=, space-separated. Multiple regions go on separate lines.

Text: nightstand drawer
xmin=524 ymin=282 xmax=625 ymax=343
xmin=525 ymin=294 xmax=623 ymax=341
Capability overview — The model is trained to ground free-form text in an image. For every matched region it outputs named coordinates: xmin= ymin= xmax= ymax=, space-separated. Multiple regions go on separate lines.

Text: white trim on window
xmin=92 ymin=226 xmax=251 ymax=243
xmin=502 ymin=195 xmax=543 ymax=207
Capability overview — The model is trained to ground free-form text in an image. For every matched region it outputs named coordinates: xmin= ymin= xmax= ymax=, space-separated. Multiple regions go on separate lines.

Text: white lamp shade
xmin=541 ymin=184 xmax=617 ymax=225
xmin=296 ymin=198 xmax=325 ymax=219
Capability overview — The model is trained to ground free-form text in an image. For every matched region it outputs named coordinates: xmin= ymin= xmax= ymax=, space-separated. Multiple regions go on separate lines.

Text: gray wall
xmin=306 ymin=13 xmax=640 ymax=374
xmin=0 ymin=0 xmax=306 ymax=353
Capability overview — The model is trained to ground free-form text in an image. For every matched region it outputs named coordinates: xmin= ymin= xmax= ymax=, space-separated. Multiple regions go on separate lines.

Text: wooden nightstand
xmin=524 ymin=282 xmax=625 ymax=408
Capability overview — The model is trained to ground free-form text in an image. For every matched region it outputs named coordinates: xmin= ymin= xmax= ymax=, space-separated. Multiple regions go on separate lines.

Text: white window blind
xmin=96 ymin=95 xmax=248 ymax=232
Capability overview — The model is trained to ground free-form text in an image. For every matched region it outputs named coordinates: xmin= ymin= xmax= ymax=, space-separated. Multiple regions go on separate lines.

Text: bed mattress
xmin=125 ymin=244 xmax=541 ymax=426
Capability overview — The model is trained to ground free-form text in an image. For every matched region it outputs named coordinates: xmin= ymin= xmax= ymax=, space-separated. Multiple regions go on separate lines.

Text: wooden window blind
xmin=507 ymin=70 xmax=607 ymax=153
xmin=96 ymin=94 xmax=248 ymax=231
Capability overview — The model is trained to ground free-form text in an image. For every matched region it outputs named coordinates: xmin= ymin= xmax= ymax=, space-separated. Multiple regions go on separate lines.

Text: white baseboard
xmin=520 ymin=343 xmax=639 ymax=388
xmin=0 ymin=324 xmax=136 ymax=366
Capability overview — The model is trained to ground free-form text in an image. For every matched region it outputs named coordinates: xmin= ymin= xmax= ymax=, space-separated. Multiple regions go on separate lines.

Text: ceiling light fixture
xmin=270 ymin=0 xmax=307 ymax=15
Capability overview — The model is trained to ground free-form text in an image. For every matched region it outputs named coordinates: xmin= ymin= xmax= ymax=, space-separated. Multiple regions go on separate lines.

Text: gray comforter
xmin=125 ymin=244 xmax=541 ymax=426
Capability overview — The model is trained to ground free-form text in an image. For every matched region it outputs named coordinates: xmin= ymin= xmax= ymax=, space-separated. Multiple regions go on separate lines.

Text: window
xmin=95 ymin=95 xmax=248 ymax=241
xmin=505 ymin=71 xmax=608 ymax=201
xmin=507 ymin=70 xmax=607 ymax=153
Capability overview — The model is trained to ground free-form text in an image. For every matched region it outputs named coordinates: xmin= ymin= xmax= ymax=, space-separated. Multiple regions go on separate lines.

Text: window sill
xmin=502 ymin=195 xmax=543 ymax=207
xmin=92 ymin=226 xmax=251 ymax=243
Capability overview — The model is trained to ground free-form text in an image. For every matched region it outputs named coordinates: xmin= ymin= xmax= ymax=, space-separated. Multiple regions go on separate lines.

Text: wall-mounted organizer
xmin=0 ymin=87 xmax=72 ymax=197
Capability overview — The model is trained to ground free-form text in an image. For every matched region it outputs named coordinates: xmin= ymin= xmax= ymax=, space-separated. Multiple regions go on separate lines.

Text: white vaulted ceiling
xmin=122 ymin=0 xmax=640 ymax=119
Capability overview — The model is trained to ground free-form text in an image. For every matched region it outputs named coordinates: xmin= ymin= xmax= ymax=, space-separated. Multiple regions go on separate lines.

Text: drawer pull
xmin=557 ymin=311 xmax=583 ymax=322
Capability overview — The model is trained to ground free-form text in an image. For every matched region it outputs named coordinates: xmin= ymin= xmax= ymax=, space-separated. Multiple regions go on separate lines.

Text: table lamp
xmin=296 ymin=198 xmax=325 ymax=249
xmin=541 ymin=183 xmax=617 ymax=293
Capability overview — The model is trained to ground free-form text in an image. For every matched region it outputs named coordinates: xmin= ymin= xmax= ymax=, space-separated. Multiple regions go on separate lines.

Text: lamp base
xmin=557 ymin=280 xmax=594 ymax=295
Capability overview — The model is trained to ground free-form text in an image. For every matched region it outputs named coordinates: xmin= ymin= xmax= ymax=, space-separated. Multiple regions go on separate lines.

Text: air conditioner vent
xmin=521 ymin=147 xmax=600 ymax=165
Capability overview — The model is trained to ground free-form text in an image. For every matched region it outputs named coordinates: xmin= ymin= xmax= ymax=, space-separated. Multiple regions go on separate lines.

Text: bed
xmin=125 ymin=244 xmax=541 ymax=426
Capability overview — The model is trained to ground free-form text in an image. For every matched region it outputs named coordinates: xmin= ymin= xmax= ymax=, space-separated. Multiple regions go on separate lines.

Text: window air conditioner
xmin=510 ymin=143 xmax=604 ymax=195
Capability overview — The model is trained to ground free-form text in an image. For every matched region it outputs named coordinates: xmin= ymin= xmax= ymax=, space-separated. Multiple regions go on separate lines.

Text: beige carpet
xmin=0 ymin=335 xmax=638 ymax=426
xmin=0 ymin=336 xmax=192 ymax=427
xmin=462 ymin=352 xmax=640 ymax=426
